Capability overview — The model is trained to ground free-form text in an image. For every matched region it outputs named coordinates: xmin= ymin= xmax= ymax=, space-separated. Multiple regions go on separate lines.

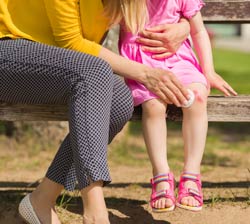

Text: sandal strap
xmin=188 ymin=188 xmax=200 ymax=196
xmin=177 ymin=173 xmax=203 ymax=206
xmin=182 ymin=173 xmax=200 ymax=182
xmin=150 ymin=172 xmax=176 ymax=206
xmin=151 ymin=173 xmax=172 ymax=185
xmin=151 ymin=189 xmax=175 ymax=204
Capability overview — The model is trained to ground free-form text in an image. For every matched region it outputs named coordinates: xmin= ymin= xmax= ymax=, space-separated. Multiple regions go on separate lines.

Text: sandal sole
xmin=176 ymin=202 xmax=202 ymax=211
xmin=152 ymin=205 xmax=175 ymax=213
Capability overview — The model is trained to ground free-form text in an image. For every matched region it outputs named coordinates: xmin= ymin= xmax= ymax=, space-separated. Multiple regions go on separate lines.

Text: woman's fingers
xmin=137 ymin=41 xmax=174 ymax=59
xmin=152 ymin=52 xmax=174 ymax=59
xmin=153 ymin=70 xmax=189 ymax=106
xmin=141 ymin=46 xmax=168 ymax=53
xmin=162 ymin=78 xmax=189 ymax=106
xmin=136 ymin=36 xmax=163 ymax=47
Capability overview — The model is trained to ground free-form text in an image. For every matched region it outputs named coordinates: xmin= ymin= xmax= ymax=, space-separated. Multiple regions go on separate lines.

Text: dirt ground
xmin=0 ymin=124 xmax=249 ymax=224
xmin=0 ymin=161 xmax=249 ymax=224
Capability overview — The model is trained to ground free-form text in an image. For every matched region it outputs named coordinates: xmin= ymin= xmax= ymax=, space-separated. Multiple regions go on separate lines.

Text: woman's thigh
xmin=0 ymin=39 xmax=110 ymax=104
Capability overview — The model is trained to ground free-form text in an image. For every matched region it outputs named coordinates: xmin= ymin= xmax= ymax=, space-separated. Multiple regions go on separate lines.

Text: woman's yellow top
xmin=0 ymin=0 xmax=109 ymax=56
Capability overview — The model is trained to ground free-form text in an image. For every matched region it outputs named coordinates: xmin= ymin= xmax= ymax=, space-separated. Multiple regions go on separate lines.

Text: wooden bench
xmin=1 ymin=0 xmax=250 ymax=123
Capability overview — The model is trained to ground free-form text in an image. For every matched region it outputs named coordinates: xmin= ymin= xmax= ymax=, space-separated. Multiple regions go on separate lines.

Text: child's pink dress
xmin=119 ymin=0 xmax=208 ymax=106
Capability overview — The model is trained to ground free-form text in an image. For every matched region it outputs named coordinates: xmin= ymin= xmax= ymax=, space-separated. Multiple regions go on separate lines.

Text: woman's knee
xmin=108 ymin=81 xmax=134 ymax=143
xmin=65 ymin=54 xmax=113 ymax=89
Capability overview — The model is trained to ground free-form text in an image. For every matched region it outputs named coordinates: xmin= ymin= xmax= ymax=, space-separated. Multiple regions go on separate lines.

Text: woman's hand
xmin=207 ymin=72 xmax=237 ymax=96
xmin=99 ymin=46 xmax=190 ymax=107
xmin=136 ymin=18 xmax=190 ymax=59
xmin=143 ymin=67 xmax=190 ymax=107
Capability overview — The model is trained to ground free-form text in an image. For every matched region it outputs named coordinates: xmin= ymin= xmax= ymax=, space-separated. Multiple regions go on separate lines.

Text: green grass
xmin=212 ymin=48 xmax=250 ymax=94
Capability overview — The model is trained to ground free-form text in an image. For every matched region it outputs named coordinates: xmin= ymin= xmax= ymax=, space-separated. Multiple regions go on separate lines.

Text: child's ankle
xmin=153 ymin=168 xmax=171 ymax=176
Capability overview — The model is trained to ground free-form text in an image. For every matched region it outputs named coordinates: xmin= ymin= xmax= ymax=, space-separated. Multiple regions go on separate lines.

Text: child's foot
xmin=181 ymin=180 xmax=200 ymax=207
xmin=150 ymin=173 xmax=175 ymax=212
xmin=176 ymin=173 xmax=203 ymax=211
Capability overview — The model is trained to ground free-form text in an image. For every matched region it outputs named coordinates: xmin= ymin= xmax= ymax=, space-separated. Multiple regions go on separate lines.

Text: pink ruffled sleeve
xmin=180 ymin=0 xmax=205 ymax=19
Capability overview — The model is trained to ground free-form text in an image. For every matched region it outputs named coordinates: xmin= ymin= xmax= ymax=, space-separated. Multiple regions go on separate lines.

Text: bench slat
xmin=132 ymin=96 xmax=250 ymax=122
xmin=202 ymin=0 xmax=250 ymax=23
xmin=1 ymin=96 xmax=250 ymax=122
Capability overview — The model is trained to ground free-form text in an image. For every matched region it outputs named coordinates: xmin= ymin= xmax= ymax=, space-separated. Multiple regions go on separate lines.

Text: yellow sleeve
xmin=43 ymin=0 xmax=101 ymax=56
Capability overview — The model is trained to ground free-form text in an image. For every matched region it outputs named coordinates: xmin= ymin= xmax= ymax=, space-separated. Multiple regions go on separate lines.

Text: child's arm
xmin=189 ymin=12 xmax=237 ymax=96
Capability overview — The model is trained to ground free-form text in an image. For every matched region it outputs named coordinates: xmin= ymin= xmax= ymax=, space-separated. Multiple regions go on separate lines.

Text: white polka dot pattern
xmin=0 ymin=39 xmax=134 ymax=190
xmin=18 ymin=194 xmax=41 ymax=224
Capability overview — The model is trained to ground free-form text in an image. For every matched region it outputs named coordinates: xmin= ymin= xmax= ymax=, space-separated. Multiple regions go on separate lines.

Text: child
xmin=109 ymin=0 xmax=237 ymax=212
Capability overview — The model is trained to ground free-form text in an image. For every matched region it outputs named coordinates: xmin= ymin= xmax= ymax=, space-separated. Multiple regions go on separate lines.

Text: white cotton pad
xmin=182 ymin=89 xmax=195 ymax=108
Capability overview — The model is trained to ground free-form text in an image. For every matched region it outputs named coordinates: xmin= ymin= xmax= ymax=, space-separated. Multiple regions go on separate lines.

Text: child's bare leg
xmin=142 ymin=99 xmax=172 ymax=209
xmin=182 ymin=83 xmax=208 ymax=207
xmin=82 ymin=181 xmax=110 ymax=224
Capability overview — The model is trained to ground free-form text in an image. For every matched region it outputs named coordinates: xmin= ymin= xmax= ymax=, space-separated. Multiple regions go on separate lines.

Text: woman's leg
xmin=81 ymin=181 xmax=109 ymax=224
xmin=181 ymin=83 xmax=208 ymax=207
xmin=0 ymin=39 xmax=133 ymax=223
xmin=142 ymin=99 xmax=173 ymax=209
xmin=46 ymin=76 xmax=133 ymax=222
xmin=30 ymin=178 xmax=63 ymax=223
xmin=47 ymin=77 xmax=132 ymax=223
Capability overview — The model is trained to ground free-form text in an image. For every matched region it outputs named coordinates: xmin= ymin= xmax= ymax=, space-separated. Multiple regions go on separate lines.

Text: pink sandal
xmin=176 ymin=173 xmax=203 ymax=211
xmin=150 ymin=172 xmax=176 ymax=212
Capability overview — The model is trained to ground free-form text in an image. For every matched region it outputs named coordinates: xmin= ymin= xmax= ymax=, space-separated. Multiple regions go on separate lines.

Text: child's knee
xmin=183 ymin=85 xmax=208 ymax=116
xmin=142 ymin=99 xmax=166 ymax=117
xmin=192 ymin=91 xmax=207 ymax=109
xmin=187 ymin=84 xmax=208 ymax=106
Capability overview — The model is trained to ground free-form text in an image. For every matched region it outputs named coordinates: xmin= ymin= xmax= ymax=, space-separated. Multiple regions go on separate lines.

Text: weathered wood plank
xmin=0 ymin=103 xmax=69 ymax=121
xmin=202 ymin=0 xmax=250 ymax=23
xmin=1 ymin=96 xmax=250 ymax=122
xmin=131 ymin=96 xmax=250 ymax=122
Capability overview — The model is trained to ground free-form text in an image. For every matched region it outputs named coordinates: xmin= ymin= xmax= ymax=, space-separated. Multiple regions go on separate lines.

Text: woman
xmin=0 ymin=0 xmax=190 ymax=223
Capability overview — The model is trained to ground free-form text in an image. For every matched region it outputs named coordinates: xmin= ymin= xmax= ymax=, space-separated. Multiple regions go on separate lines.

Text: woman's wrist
xmin=135 ymin=64 xmax=152 ymax=84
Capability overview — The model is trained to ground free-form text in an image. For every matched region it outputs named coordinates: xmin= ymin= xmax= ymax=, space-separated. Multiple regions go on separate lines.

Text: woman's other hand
xmin=136 ymin=18 xmax=190 ymax=59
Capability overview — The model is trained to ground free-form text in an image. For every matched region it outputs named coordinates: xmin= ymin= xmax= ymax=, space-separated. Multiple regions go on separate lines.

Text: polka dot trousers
xmin=0 ymin=39 xmax=134 ymax=190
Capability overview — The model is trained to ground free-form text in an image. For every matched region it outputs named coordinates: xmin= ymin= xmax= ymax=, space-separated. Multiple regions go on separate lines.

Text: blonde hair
xmin=104 ymin=0 xmax=148 ymax=34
